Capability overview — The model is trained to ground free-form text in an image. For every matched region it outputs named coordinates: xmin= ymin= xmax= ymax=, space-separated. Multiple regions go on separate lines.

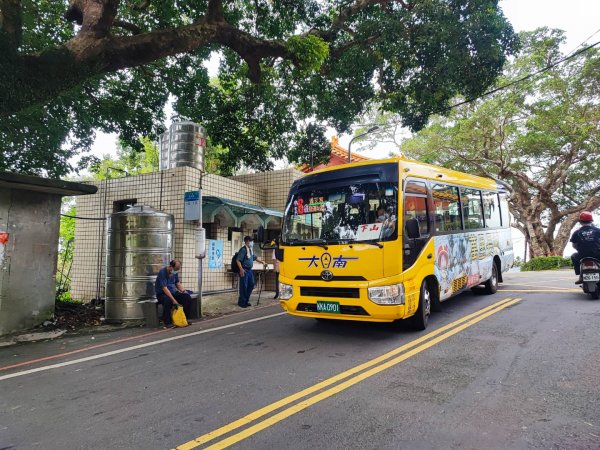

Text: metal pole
xmin=197 ymin=169 xmax=204 ymax=317
xmin=347 ymin=126 xmax=380 ymax=163
xmin=94 ymin=168 xmax=109 ymax=302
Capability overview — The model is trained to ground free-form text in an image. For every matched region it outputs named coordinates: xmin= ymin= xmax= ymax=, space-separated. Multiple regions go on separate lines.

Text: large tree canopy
xmin=399 ymin=29 xmax=600 ymax=257
xmin=1 ymin=0 xmax=517 ymax=176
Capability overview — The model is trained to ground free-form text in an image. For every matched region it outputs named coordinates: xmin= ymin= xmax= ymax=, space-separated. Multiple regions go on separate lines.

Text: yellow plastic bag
xmin=171 ymin=305 xmax=189 ymax=327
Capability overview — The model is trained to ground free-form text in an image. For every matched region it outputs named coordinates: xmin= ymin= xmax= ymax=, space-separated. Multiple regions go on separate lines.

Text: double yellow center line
xmin=176 ymin=297 xmax=521 ymax=450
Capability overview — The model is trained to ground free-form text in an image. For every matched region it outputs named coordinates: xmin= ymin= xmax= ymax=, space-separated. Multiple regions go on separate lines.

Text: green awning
xmin=202 ymin=196 xmax=283 ymax=227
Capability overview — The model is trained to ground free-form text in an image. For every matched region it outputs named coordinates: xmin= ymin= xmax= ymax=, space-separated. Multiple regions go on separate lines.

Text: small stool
xmin=189 ymin=292 xmax=201 ymax=319
xmin=138 ymin=299 xmax=159 ymax=328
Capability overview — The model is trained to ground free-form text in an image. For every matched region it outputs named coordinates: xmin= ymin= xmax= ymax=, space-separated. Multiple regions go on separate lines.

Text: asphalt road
xmin=1 ymin=270 xmax=599 ymax=450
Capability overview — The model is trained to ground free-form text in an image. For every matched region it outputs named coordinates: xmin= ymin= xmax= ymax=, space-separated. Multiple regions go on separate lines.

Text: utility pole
xmin=196 ymin=167 xmax=206 ymax=317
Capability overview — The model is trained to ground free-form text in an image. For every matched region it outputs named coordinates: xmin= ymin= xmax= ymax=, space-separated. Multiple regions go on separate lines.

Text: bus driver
xmin=376 ymin=206 xmax=396 ymax=239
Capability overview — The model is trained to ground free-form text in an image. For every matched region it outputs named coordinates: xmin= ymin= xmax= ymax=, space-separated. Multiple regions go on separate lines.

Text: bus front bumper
xmin=278 ymin=289 xmax=408 ymax=323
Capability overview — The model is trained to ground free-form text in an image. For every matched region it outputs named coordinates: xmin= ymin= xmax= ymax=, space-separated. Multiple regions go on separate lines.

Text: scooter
xmin=580 ymin=257 xmax=600 ymax=299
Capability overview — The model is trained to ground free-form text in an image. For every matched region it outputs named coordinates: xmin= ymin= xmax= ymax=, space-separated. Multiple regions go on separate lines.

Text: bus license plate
xmin=316 ymin=301 xmax=340 ymax=314
xmin=583 ymin=273 xmax=600 ymax=282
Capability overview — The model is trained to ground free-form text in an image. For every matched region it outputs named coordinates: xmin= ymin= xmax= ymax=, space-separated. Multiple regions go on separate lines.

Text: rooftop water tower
xmin=158 ymin=121 xmax=206 ymax=172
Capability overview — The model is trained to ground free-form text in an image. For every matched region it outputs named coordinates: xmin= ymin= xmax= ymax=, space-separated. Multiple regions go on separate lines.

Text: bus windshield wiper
xmin=284 ymin=238 xmax=303 ymax=246
xmin=326 ymin=238 xmax=383 ymax=248
xmin=304 ymin=239 xmax=328 ymax=250
xmin=284 ymin=238 xmax=328 ymax=249
xmin=362 ymin=241 xmax=384 ymax=248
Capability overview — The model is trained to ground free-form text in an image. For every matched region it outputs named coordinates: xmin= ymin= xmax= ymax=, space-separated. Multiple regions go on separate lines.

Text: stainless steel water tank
xmin=105 ymin=205 xmax=174 ymax=322
xmin=159 ymin=121 xmax=206 ymax=172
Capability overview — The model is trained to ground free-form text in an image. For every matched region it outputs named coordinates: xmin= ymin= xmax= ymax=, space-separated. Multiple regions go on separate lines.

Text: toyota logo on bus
xmin=320 ymin=270 xmax=334 ymax=281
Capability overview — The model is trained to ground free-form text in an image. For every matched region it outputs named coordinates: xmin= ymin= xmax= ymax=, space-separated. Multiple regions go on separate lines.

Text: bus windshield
xmin=282 ymin=182 xmax=398 ymax=245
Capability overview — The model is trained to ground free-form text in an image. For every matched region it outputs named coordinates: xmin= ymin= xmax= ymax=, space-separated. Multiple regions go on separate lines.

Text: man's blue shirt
xmin=236 ymin=246 xmax=257 ymax=270
xmin=155 ymin=267 xmax=179 ymax=296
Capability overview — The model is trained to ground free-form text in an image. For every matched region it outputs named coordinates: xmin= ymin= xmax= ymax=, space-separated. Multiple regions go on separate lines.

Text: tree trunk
xmin=525 ymin=217 xmax=553 ymax=257
xmin=553 ymin=214 xmax=580 ymax=256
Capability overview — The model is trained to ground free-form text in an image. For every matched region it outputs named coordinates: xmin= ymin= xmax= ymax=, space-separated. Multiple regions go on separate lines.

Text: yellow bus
xmin=275 ymin=157 xmax=513 ymax=329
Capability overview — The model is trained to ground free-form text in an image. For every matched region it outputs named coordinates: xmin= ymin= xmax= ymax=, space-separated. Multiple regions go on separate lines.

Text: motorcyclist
xmin=570 ymin=211 xmax=600 ymax=284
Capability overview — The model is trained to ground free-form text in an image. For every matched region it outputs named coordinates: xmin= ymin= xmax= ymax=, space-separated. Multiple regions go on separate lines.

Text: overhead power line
xmin=430 ymin=40 xmax=600 ymax=116
xmin=565 ymin=27 xmax=600 ymax=59
xmin=374 ymin=39 xmax=600 ymax=131
xmin=61 ymin=213 xmax=105 ymax=221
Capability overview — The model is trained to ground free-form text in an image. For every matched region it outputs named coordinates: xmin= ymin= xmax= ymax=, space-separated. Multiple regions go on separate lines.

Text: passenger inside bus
xmin=376 ymin=206 xmax=396 ymax=239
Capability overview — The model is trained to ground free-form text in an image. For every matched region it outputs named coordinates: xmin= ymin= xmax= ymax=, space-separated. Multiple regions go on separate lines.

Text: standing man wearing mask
xmin=236 ymin=236 xmax=266 ymax=308
xmin=155 ymin=259 xmax=193 ymax=328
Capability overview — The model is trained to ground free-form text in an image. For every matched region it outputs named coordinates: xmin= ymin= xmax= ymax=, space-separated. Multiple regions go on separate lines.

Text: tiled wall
xmin=71 ymin=167 xmax=197 ymax=301
xmin=231 ymin=168 xmax=303 ymax=211
xmin=71 ymin=167 xmax=294 ymax=301
xmin=203 ymin=173 xmax=265 ymax=205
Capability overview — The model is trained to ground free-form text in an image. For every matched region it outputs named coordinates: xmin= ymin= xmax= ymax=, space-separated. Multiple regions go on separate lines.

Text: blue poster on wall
xmin=208 ymin=239 xmax=224 ymax=269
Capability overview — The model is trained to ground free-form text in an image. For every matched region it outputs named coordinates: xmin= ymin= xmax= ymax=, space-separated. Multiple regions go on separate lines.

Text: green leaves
xmin=89 ymin=137 xmax=159 ymax=180
xmin=287 ymin=123 xmax=330 ymax=168
xmin=3 ymin=0 xmax=517 ymax=176
xmin=287 ymin=35 xmax=329 ymax=74
xmin=399 ymin=28 xmax=600 ymax=255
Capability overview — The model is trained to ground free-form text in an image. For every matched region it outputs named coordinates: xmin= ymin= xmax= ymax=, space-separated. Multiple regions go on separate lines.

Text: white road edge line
xmin=0 ymin=312 xmax=286 ymax=382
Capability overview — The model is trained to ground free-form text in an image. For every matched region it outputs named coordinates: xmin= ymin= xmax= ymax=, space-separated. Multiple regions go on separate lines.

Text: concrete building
xmin=70 ymin=166 xmax=303 ymax=302
xmin=0 ymin=172 xmax=96 ymax=336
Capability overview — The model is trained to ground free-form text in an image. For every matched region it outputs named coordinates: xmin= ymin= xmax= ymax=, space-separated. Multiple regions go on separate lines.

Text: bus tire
xmin=412 ymin=281 xmax=431 ymax=330
xmin=430 ymin=279 xmax=442 ymax=312
xmin=483 ymin=262 xmax=499 ymax=295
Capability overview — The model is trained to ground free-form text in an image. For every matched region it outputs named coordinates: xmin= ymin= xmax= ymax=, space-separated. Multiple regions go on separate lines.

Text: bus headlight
xmin=279 ymin=282 xmax=293 ymax=300
xmin=368 ymin=284 xmax=405 ymax=305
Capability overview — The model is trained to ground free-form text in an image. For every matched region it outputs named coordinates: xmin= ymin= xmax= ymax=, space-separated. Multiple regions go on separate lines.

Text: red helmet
xmin=579 ymin=211 xmax=593 ymax=223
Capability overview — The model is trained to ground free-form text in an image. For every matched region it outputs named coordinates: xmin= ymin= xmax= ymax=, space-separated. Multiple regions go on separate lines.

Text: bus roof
xmin=301 ymin=156 xmax=500 ymax=191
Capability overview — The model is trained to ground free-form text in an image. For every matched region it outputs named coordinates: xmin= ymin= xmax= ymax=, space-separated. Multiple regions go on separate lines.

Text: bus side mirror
xmin=257 ymin=226 xmax=265 ymax=243
xmin=405 ymin=219 xmax=420 ymax=240
xmin=275 ymin=248 xmax=284 ymax=262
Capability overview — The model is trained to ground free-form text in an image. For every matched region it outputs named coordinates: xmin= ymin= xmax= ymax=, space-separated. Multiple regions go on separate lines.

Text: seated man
xmin=155 ymin=259 xmax=192 ymax=327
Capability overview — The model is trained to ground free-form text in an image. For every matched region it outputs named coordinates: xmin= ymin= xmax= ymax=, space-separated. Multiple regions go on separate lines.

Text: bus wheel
xmin=483 ymin=262 xmax=499 ymax=295
xmin=412 ymin=282 xmax=431 ymax=330
xmin=430 ymin=282 xmax=442 ymax=312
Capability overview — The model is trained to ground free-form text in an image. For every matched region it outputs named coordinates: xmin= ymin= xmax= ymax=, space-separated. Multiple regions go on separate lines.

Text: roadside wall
xmin=71 ymin=167 xmax=298 ymax=301
xmin=0 ymin=188 xmax=61 ymax=335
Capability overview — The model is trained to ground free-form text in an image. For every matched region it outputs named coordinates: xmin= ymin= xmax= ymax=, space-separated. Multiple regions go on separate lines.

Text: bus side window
xmin=499 ymin=193 xmax=510 ymax=227
xmin=461 ymin=188 xmax=484 ymax=229
xmin=404 ymin=195 xmax=429 ymax=236
xmin=432 ymin=184 xmax=461 ymax=232
xmin=404 ymin=180 xmax=429 ymax=236
xmin=483 ymin=191 xmax=502 ymax=228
